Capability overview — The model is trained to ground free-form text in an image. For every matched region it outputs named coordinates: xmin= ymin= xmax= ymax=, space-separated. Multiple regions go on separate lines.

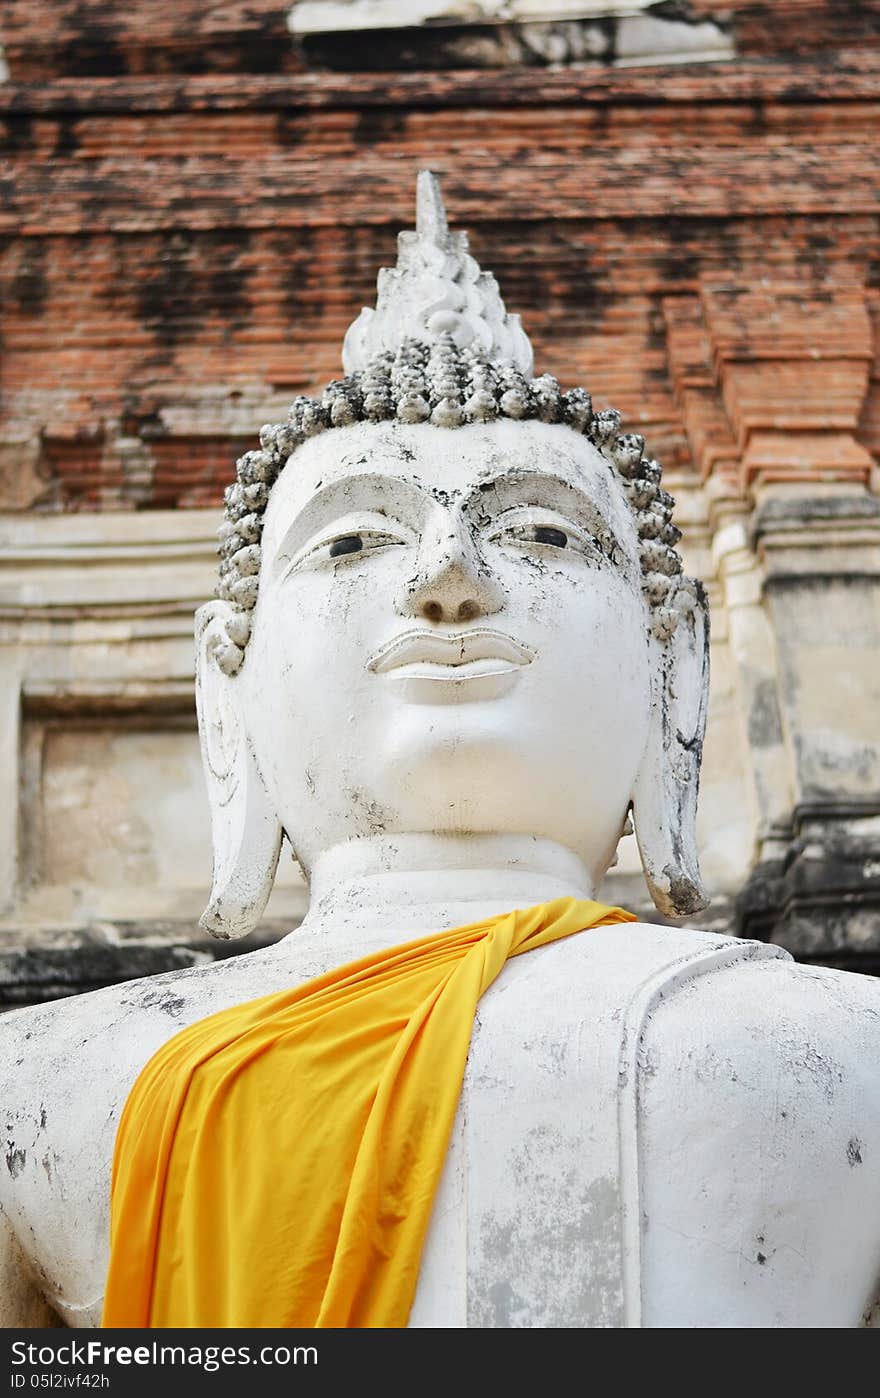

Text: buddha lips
xmin=101 ymin=896 xmax=634 ymax=1329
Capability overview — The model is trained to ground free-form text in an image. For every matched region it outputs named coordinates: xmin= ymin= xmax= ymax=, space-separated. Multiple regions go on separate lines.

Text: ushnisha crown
xmin=214 ymin=171 xmax=697 ymax=676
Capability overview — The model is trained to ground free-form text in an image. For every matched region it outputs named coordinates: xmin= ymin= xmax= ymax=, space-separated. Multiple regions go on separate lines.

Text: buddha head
xmin=195 ymin=172 xmax=710 ymax=938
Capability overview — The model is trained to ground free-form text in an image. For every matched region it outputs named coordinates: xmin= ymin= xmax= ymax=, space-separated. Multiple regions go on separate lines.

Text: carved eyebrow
xmin=464 ymin=470 xmax=623 ymax=549
xmin=269 ymin=472 xmax=429 ymax=578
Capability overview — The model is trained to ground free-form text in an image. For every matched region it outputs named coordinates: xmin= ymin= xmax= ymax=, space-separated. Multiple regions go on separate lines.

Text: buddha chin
xmin=375 ymin=698 xmax=563 ymax=835
xmin=245 ymin=613 xmax=650 ymax=875
xmin=373 ymin=683 xmax=645 ymax=854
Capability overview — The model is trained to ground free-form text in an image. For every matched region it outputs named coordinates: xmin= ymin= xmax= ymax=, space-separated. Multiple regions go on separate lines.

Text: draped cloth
xmin=102 ymin=896 xmax=634 ymax=1329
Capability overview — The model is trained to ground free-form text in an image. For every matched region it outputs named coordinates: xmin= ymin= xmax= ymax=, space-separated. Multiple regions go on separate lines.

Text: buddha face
xmin=238 ymin=418 xmax=654 ymax=883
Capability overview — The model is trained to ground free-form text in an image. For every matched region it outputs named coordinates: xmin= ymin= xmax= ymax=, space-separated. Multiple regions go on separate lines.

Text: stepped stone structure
xmin=0 ymin=1 xmax=878 ymax=1006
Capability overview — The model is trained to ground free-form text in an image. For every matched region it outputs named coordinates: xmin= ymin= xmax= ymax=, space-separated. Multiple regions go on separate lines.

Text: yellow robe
xmin=102 ymin=896 xmax=634 ymax=1328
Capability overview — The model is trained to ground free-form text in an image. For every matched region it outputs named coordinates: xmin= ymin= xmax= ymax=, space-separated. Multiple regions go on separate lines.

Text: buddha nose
xmin=396 ymin=516 xmax=505 ymax=624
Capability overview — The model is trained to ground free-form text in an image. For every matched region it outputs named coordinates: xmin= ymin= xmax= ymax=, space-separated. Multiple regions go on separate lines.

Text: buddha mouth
xmin=367 ymin=627 xmax=534 ymax=703
xmin=368 ymin=627 xmax=534 ymax=674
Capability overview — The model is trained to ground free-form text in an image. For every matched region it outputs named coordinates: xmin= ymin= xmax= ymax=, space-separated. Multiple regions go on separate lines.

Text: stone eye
xmin=329 ymin=534 xmax=364 ymax=558
xmin=532 ymin=526 xmax=568 ymax=548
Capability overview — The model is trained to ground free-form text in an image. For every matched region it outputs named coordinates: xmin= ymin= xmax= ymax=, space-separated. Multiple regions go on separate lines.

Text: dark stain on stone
xmin=135 ymin=233 xmax=196 ymax=348
xmin=52 ymin=117 xmax=81 ymax=158
xmin=135 ymin=987 xmax=188 ymax=1017
xmin=676 ymin=727 xmax=703 ymax=756
xmin=9 ymin=242 xmax=48 ymax=317
xmin=658 ymin=220 xmax=700 ymax=287
xmin=157 ymin=994 xmax=187 ymax=1017
xmin=352 ymin=109 xmax=408 ymax=149
xmin=120 ymin=402 xmax=166 ymax=440
xmin=301 ymin=23 xmax=562 ymax=71
xmin=0 ymin=116 xmax=36 ymax=153
xmin=648 ymin=1 xmax=706 ymax=22
xmin=664 ymin=867 xmax=705 ymax=917
xmin=279 ymin=227 xmax=326 ymax=337
xmin=6 ymin=1147 xmax=26 ymax=1179
xmin=136 ymin=230 xmax=254 ymax=350
xmin=846 ymin=1136 xmax=863 ymax=1167
xmin=206 ymin=230 xmax=254 ymax=340
xmin=64 ymin=39 xmax=127 ymax=80
xmin=747 ymin=678 xmax=783 ymax=749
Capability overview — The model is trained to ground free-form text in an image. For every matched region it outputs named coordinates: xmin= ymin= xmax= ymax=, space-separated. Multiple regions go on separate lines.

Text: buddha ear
xmin=630 ymin=584 xmax=711 ymax=918
xmin=194 ymin=600 xmax=282 ymax=940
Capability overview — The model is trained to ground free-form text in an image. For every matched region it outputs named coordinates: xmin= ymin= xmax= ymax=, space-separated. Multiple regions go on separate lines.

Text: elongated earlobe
xmin=631 ymin=585 xmax=710 ymax=917
xmin=195 ymin=601 xmax=282 ymax=939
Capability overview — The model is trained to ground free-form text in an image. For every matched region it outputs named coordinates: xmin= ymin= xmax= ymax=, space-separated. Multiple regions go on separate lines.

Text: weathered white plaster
xmin=287 ymin=1 xmax=734 ymax=68
xmin=615 ymin=15 xmax=733 ymax=67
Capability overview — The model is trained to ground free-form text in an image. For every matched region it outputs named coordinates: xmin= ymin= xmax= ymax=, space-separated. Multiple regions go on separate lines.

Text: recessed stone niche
xmin=13 ymin=718 xmax=306 ymax=936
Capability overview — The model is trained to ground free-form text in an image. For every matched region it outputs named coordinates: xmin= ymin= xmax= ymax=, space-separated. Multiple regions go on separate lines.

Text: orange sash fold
xmin=102 ymin=896 xmax=634 ymax=1328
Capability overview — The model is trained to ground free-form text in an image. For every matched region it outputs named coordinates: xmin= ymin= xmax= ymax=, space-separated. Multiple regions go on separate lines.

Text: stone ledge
xmin=752 ymin=489 xmax=880 ymax=534
xmin=736 ymin=805 xmax=880 ymax=973
xmin=0 ymin=921 xmax=291 ymax=1011
xmin=1 ymin=55 xmax=877 ymax=111
xmin=0 ymin=508 xmax=218 ymax=613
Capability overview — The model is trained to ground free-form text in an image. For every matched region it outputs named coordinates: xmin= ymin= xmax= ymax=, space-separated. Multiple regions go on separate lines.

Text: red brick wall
xmin=1 ymin=3 xmax=878 ymax=512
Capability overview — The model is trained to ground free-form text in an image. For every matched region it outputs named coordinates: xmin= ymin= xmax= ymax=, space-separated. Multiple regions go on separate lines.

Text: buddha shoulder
xmin=635 ymin=927 xmax=880 ymax=1100
xmin=637 ymin=933 xmax=880 ymax=1189
xmin=482 ymin=921 xmax=880 ymax=1115
xmin=0 ymin=949 xmax=296 ymax=1176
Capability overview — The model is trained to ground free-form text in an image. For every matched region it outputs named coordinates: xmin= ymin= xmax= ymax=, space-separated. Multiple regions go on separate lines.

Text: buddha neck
xmin=284 ymin=832 xmax=596 ymax=959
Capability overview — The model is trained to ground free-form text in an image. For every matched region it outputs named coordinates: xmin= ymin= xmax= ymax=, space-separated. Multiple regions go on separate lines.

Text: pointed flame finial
xmin=342 ymin=170 xmax=534 ymax=376
xmin=415 ymin=168 xmax=448 ymax=244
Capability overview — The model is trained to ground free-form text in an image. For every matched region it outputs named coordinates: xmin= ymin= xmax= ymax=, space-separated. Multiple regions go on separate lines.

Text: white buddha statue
xmin=2 ymin=173 xmax=879 ymax=1329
